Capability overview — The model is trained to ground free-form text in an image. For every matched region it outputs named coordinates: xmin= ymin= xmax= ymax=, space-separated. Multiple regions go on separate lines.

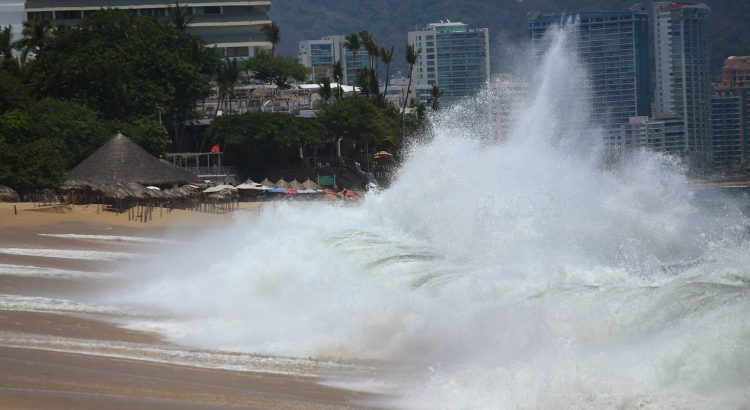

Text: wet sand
xmin=0 ymin=203 xmax=377 ymax=409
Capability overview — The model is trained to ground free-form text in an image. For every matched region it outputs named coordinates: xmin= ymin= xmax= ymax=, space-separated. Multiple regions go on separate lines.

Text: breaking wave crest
xmin=109 ymin=26 xmax=750 ymax=408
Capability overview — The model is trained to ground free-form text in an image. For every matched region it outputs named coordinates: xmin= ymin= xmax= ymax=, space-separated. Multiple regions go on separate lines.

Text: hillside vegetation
xmin=271 ymin=0 xmax=750 ymax=76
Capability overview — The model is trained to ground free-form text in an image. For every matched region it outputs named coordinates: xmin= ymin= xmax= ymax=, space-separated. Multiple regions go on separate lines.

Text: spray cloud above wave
xmin=110 ymin=25 xmax=750 ymax=409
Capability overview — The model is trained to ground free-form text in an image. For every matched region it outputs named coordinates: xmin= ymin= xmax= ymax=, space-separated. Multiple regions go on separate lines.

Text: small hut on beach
xmin=0 ymin=185 xmax=19 ymax=202
xmin=61 ymin=133 xmax=200 ymax=205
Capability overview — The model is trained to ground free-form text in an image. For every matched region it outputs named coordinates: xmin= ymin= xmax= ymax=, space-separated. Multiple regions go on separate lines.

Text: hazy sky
xmin=0 ymin=1 xmax=23 ymax=37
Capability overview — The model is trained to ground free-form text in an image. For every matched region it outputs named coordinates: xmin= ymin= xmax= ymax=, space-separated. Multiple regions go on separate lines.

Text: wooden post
xmin=14 ymin=205 xmax=17 ymax=215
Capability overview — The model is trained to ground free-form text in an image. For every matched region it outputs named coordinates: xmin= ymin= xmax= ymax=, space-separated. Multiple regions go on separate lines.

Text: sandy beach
xmin=0 ymin=203 xmax=377 ymax=409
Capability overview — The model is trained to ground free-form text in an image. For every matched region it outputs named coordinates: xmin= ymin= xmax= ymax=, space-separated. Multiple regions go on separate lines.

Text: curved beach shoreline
xmin=0 ymin=203 xmax=379 ymax=409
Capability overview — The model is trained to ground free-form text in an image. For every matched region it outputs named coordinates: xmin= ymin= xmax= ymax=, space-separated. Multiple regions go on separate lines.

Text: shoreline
xmin=0 ymin=205 xmax=381 ymax=409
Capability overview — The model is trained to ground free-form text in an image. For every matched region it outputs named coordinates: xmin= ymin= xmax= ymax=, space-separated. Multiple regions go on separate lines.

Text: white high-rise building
xmin=408 ymin=21 xmax=490 ymax=106
xmin=652 ymin=2 xmax=711 ymax=160
xmin=24 ymin=1 xmax=273 ymax=59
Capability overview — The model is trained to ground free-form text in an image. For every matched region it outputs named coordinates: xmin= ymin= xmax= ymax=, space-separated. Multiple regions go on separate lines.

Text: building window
xmin=203 ymin=6 xmax=221 ymax=14
xmin=226 ymin=46 xmax=249 ymax=58
xmin=27 ymin=11 xmax=53 ymax=20
xmin=55 ymin=10 xmax=82 ymax=20
xmin=140 ymin=8 xmax=166 ymax=17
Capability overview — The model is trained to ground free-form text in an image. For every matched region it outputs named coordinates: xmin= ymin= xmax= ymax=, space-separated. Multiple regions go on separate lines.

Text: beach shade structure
xmin=61 ymin=133 xmax=199 ymax=203
xmin=0 ymin=185 xmax=20 ymax=202
xmin=268 ymin=187 xmax=287 ymax=194
xmin=274 ymin=178 xmax=289 ymax=189
xmin=301 ymin=178 xmax=321 ymax=190
xmin=203 ymin=184 xmax=237 ymax=194
xmin=342 ymin=189 xmax=359 ymax=198
xmin=373 ymin=151 xmax=393 ymax=160
xmin=236 ymin=181 xmax=264 ymax=190
xmin=286 ymin=188 xmax=299 ymax=195
xmin=288 ymin=179 xmax=303 ymax=190
xmin=260 ymin=178 xmax=275 ymax=188
xmin=65 ymin=133 xmax=198 ymax=188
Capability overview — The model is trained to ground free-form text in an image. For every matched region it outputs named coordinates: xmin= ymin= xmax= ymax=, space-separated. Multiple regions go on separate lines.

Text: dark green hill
xmin=270 ymin=0 xmax=750 ymax=76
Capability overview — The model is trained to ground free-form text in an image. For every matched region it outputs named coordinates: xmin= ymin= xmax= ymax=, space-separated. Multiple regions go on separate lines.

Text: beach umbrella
xmin=301 ymin=178 xmax=320 ymax=190
xmin=287 ymin=188 xmax=299 ymax=195
xmin=260 ymin=178 xmax=275 ymax=188
xmin=275 ymin=178 xmax=289 ymax=189
xmin=288 ymin=179 xmax=303 ymax=190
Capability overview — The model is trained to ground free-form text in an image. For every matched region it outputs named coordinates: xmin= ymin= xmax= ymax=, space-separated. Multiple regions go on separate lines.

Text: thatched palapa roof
xmin=0 ymin=185 xmax=19 ymax=202
xmin=288 ymin=179 xmax=302 ymax=190
xmin=301 ymin=178 xmax=320 ymax=190
xmin=65 ymin=133 xmax=198 ymax=187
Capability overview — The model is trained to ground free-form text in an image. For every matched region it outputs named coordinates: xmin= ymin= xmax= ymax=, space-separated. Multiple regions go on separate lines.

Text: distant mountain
xmin=270 ymin=0 xmax=750 ymax=77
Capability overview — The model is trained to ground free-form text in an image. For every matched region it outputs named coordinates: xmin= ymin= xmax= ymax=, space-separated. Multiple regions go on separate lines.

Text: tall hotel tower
xmin=528 ymin=10 xmax=651 ymax=143
xmin=652 ymin=2 xmax=711 ymax=160
xmin=408 ymin=22 xmax=490 ymax=106
xmin=24 ymin=1 xmax=273 ymax=59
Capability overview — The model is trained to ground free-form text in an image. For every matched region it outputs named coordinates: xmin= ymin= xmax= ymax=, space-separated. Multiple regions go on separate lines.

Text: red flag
xmin=210 ymin=144 xmax=221 ymax=153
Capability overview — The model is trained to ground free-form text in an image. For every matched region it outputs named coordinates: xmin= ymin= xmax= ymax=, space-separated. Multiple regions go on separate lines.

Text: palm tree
xmin=332 ymin=59 xmax=343 ymax=99
xmin=429 ymin=84 xmax=444 ymax=111
xmin=402 ymin=42 xmax=420 ymax=117
xmin=15 ymin=18 xmax=53 ymax=60
xmin=0 ymin=25 xmax=18 ymax=73
xmin=261 ymin=22 xmax=280 ymax=56
xmin=168 ymin=2 xmax=192 ymax=34
xmin=216 ymin=58 xmax=240 ymax=117
xmin=343 ymin=32 xmax=361 ymax=73
xmin=359 ymin=30 xmax=378 ymax=70
xmin=318 ymin=76 xmax=332 ymax=102
xmin=380 ymin=46 xmax=394 ymax=103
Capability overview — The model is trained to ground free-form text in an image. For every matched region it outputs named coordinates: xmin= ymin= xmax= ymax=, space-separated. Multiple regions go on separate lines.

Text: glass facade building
xmin=711 ymin=92 xmax=743 ymax=168
xmin=652 ymin=2 xmax=711 ymax=160
xmin=528 ymin=11 xmax=651 ymax=143
xmin=619 ymin=114 xmax=685 ymax=155
xmin=713 ymin=56 xmax=750 ymax=167
xmin=298 ymin=35 xmax=369 ymax=86
xmin=24 ymin=1 xmax=273 ymax=59
xmin=408 ymin=22 xmax=490 ymax=106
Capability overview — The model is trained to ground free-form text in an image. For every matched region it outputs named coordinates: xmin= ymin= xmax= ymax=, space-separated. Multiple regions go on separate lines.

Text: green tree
xmin=318 ymin=76 xmax=333 ymax=102
xmin=260 ymin=22 xmax=280 ymax=57
xmin=402 ymin=42 xmax=420 ymax=117
xmin=344 ymin=32 xmax=361 ymax=71
xmin=332 ymin=60 xmax=343 ymax=99
xmin=114 ymin=117 xmax=171 ymax=158
xmin=15 ymin=18 xmax=53 ymax=61
xmin=317 ymin=95 xmax=395 ymax=149
xmin=0 ymin=99 xmax=110 ymax=193
xmin=216 ymin=58 xmax=241 ymax=116
xmin=30 ymin=98 xmax=110 ymax=168
xmin=246 ymin=51 xmax=306 ymax=89
xmin=206 ymin=112 xmax=325 ymax=176
xmin=0 ymin=26 xmax=19 ymax=74
xmin=168 ymin=2 xmax=192 ymax=34
xmin=380 ymin=46 xmax=394 ymax=103
xmin=26 ymin=9 xmax=219 ymax=143
xmin=429 ymin=84 xmax=444 ymax=111
xmin=359 ymin=30 xmax=378 ymax=70
xmin=0 ymin=69 xmax=30 ymax=112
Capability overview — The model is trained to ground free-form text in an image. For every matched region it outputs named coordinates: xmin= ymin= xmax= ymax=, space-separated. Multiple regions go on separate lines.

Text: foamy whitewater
xmin=109 ymin=27 xmax=750 ymax=408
